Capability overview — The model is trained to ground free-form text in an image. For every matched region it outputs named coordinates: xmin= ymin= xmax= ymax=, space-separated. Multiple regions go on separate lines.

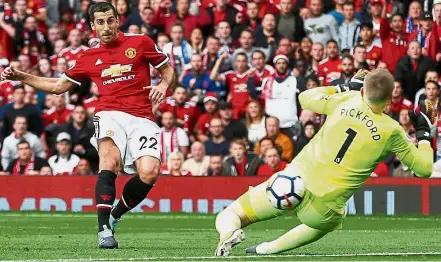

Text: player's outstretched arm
xmin=298 ymin=86 xmax=341 ymax=115
xmin=1 ymin=66 xmax=74 ymax=94
xmin=147 ymin=62 xmax=175 ymax=109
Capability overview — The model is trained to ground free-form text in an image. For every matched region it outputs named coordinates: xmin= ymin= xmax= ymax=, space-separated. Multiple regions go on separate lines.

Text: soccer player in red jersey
xmin=1 ymin=2 xmax=175 ymax=249
xmin=317 ymin=40 xmax=342 ymax=86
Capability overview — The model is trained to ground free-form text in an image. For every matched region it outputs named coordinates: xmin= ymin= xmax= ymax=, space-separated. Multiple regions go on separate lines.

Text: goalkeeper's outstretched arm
xmin=298 ymin=86 xmax=347 ymax=115
xmin=390 ymin=128 xmax=433 ymax=178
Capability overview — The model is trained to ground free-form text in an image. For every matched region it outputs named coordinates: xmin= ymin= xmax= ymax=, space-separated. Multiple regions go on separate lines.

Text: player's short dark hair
xmin=425 ymin=80 xmax=440 ymax=90
xmin=252 ymin=50 xmax=266 ymax=59
xmin=326 ymin=39 xmax=338 ymax=47
xmin=89 ymin=2 xmax=117 ymax=22
xmin=364 ymin=69 xmax=395 ymax=105
xmin=17 ymin=139 xmax=30 ymax=149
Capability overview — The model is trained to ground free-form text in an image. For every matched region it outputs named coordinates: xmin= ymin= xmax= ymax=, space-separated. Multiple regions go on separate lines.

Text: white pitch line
xmin=1 ymin=251 xmax=440 ymax=262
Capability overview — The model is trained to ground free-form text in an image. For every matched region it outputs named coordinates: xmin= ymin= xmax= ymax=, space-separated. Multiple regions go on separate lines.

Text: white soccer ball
xmin=266 ymin=173 xmax=305 ymax=210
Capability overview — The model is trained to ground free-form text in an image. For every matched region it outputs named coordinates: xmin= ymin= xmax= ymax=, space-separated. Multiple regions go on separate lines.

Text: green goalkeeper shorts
xmin=295 ymin=190 xmax=346 ymax=232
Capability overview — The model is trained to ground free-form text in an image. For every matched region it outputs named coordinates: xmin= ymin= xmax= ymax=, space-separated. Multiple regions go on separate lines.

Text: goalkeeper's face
xmin=91 ymin=11 xmax=120 ymax=44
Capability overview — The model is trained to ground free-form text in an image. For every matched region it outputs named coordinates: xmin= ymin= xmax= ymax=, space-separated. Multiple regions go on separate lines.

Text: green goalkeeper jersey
xmin=288 ymin=87 xmax=433 ymax=212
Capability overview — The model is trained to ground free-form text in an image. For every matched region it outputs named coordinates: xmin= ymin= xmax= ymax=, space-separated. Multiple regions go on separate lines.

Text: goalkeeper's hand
xmin=408 ymin=100 xmax=437 ymax=142
xmin=335 ymin=69 xmax=369 ymax=93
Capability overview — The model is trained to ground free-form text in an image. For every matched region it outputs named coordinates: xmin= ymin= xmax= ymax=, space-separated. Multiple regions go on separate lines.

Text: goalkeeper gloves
xmin=408 ymin=100 xmax=437 ymax=142
xmin=335 ymin=69 xmax=370 ymax=93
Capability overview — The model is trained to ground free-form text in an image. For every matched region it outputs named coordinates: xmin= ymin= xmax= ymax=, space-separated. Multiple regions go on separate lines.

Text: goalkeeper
xmin=214 ymin=69 xmax=434 ymax=256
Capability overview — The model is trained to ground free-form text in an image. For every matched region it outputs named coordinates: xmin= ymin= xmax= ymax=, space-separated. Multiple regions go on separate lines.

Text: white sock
xmin=215 ymin=210 xmax=241 ymax=239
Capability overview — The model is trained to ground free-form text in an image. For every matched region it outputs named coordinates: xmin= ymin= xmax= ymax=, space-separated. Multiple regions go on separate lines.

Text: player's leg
xmin=215 ymin=178 xmax=284 ymax=256
xmin=246 ymin=191 xmax=344 ymax=254
xmin=110 ymin=117 xmax=161 ymax=223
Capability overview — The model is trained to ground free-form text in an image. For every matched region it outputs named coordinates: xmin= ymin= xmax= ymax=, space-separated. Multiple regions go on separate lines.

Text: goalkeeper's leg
xmin=215 ymin=180 xmax=284 ymax=256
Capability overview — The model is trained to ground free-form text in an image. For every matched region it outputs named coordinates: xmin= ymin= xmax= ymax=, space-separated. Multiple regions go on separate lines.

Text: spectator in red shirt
xmin=151 ymin=0 xmax=212 ymax=39
xmin=59 ymin=29 xmax=88 ymax=68
xmin=379 ymin=13 xmax=409 ymax=74
xmin=42 ymin=94 xmax=74 ymax=127
xmin=159 ymin=86 xmax=200 ymax=135
xmin=257 ymin=147 xmax=287 ymax=176
xmin=390 ymin=81 xmax=413 ymax=120
xmin=58 ymin=8 xmax=76 ymax=35
xmin=248 ymin=50 xmax=275 ymax=94
xmin=317 ymin=39 xmax=342 ymax=85
xmin=207 ymin=0 xmax=240 ymax=27
xmin=232 ymin=2 xmax=261 ymax=39
xmin=197 ymin=93 xmax=219 ymax=142
xmin=409 ymin=12 xmax=441 ymax=62
xmin=222 ymin=138 xmax=261 ymax=176
xmin=254 ymin=0 xmax=279 ymax=20
xmin=358 ymin=22 xmax=382 ymax=69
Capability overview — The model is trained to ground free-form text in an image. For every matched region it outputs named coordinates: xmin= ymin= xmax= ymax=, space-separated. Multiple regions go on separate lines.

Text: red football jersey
xmin=317 ymin=57 xmax=342 ymax=86
xmin=222 ymin=71 xmax=250 ymax=119
xmin=196 ymin=112 xmax=220 ymax=135
xmin=64 ymin=32 xmax=169 ymax=120
xmin=390 ymin=97 xmax=414 ymax=114
xmin=0 ymin=80 xmax=19 ymax=104
xmin=27 ymin=0 xmax=47 ymax=34
xmin=59 ymin=45 xmax=89 ymax=68
xmin=365 ymin=44 xmax=382 ymax=70
xmin=83 ymin=96 xmax=99 ymax=113
xmin=254 ymin=65 xmax=275 ymax=88
xmin=159 ymin=98 xmax=200 ymax=133
xmin=43 ymin=104 xmax=74 ymax=126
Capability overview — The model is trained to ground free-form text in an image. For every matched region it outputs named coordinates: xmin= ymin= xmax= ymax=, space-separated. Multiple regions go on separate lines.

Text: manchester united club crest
xmin=125 ymin=48 xmax=137 ymax=59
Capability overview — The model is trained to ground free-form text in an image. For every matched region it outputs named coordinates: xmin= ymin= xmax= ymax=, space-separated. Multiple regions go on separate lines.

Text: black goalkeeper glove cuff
xmin=409 ymin=101 xmax=436 ymax=142
xmin=335 ymin=69 xmax=369 ymax=93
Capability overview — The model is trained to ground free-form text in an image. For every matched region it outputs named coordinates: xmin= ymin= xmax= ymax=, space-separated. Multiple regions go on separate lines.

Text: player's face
xmin=91 ymin=10 xmax=119 ymax=44
xmin=57 ymin=141 xmax=72 ymax=156
xmin=13 ymin=118 xmax=27 ymax=134
xmin=239 ymin=32 xmax=253 ymax=49
xmin=311 ymin=44 xmax=324 ymax=61
xmin=191 ymin=55 xmax=203 ymax=71
xmin=360 ymin=27 xmax=373 ymax=42
xmin=391 ymin=16 xmax=404 ymax=33
xmin=173 ymin=88 xmax=187 ymax=104
xmin=425 ymin=83 xmax=439 ymax=100
xmin=392 ymin=82 xmax=403 ymax=98
xmin=326 ymin=43 xmax=339 ymax=58
xmin=170 ymin=26 xmax=184 ymax=43
xmin=343 ymin=5 xmax=355 ymax=20
xmin=247 ymin=3 xmax=258 ymax=19
xmin=235 ymin=55 xmax=248 ymax=73
xmin=251 ymin=53 xmax=265 ymax=69
xmin=204 ymin=101 xmax=217 ymax=113
xmin=17 ymin=144 xmax=31 ymax=160
xmin=265 ymin=149 xmax=280 ymax=168
xmin=266 ymin=119 xmax=279 ymax=137
xmin=230 ymin=143 xmax=246 ymax=160
xmin=304 ymin=125 xmax=315 ymax=138
xmin=399 ymin=109 xmax=410 ymax=125
xmin=275 ymin=60 xmax=288 ymax=74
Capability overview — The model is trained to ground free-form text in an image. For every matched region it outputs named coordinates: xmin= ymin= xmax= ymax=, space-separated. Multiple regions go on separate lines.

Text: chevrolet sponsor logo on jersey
xmin=101 ymin=64 xmax=136 ymax=85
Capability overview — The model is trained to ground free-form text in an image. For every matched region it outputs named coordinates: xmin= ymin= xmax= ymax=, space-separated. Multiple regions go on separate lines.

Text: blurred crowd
xmin=0 ymin=0 xmax=441 ymax=177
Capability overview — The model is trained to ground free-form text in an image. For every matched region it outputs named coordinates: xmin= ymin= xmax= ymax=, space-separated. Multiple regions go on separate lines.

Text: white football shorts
xmin=91 ymin=111 xmax=161 ymax=174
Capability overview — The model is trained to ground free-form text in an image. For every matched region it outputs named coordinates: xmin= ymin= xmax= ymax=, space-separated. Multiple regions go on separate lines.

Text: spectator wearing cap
xmin=218 ymin=101 xmax=248 ymax=141
xmin=182 ymin=141 xmax=210 ymax=176
xmin=395 ymin=40 xmax=436 ymax=101
xmin=331 ymin=55 xmax=355 ymax=86
xmin=254 ymin=117 xmax=293 ymax=161
xmin=159 ymin=87 xmax=200 ymax=136
xmin=196 ymin=93 xmax=220 ymax=142
xmin=245 ymin=100 xmax=266 ymax=148
xmin=222 ymin=139 xmax=261 ymax=176
xmin=204 ymin=118 xmax=230 ymax=157
xmin=1 ymin=116 xmax=46 ymax=170
xmin=162 ymin=22 xmax=194 ymax=77
xmin=390 ymin=81 xmax=414 ymax=120
xmin=159 ymin=111 xmax=190 ymax=164
xmin=2 ymin=86 xmax=43 ymax=138
xmin=151 ymin=0 xmax=212 ymax=40
xmin=254 ymin=13 xmax=280 ymax=49
xmin=352 ymin=44 xmax=370 ymax=71
xmin=257 ymin=147 xmax=287 ymax=176
xmin=3 ymin=140 xmax=50 ymax=176
xmin=304 ymin=0 xmax=338 ymax=47
xmin=262 ymin=54 xmax=301 ymax=139
xmin=409 ymin=11 xmax=441 ymax=62
xmin=405 ymin=0 xmax=423 ymax=34
xmin=338 ymin=2 xmax=360 ymax=53
xmin=358 ymin=22 xmax=382 ymax=69
xmin=181 ymin=54 xmax=224 ymax=101
xmin=317 ymin=40 xmax=342 ymax=86
xmin=48 ymin=132 xmax=80 ymax=176
xmin=380 ymin=13 xmax=410 ymax=74
xmin=275 ymin=0 xmax=305 ymax=44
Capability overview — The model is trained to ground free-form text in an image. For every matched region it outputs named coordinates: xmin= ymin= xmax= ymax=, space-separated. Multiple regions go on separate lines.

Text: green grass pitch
xmin=0 ymin=212 xmax=440 ymax=261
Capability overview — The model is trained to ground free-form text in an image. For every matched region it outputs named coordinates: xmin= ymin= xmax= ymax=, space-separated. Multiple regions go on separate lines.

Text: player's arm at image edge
xmin=390 ymin=128 xmax=433 ymax=178
xmin=298 ymin=86 xmax=342 ymax=115
xmin=21 ymin=72 xmax=75 ymax=95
